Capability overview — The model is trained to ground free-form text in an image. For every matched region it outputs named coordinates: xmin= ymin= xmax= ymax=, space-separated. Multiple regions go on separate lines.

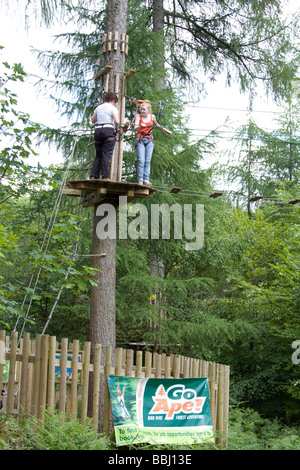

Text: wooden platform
xmin=63 ymin=179 xmax=156 ymax=208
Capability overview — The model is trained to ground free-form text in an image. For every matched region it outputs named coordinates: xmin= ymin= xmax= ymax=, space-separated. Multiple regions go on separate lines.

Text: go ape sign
xmin=107 ymin=376 xmax=213 ymax=446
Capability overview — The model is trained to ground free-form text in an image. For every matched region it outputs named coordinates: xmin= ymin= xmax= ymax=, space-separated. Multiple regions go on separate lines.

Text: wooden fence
xmin=0 ymin=330 xmax=230 ymax=447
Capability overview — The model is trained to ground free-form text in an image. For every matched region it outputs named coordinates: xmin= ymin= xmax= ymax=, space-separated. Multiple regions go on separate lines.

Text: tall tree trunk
xmin=153 ymin=0 xmax=165 ymax=90
xmin=89 ymin=0 xmax=128 ymax=428
xmin=150 ymin=0 xmax=166 ymax=348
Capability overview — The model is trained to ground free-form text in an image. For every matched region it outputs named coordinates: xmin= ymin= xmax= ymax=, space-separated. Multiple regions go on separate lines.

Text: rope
xmin=14 ymin=86 xmax=94 ymax=340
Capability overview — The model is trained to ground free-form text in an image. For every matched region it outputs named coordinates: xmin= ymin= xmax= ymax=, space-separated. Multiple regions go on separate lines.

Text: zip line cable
xmin=12 ymin=80 xmax=300 ymax=339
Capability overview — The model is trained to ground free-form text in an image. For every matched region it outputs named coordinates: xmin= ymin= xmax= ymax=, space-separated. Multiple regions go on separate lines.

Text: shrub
xmin=0 ymin=411 xmax=110 ymax=450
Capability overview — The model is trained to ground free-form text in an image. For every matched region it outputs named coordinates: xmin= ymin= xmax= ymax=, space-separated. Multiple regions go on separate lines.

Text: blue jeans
xmin=136 ymin=138 xmax=154 ymax=181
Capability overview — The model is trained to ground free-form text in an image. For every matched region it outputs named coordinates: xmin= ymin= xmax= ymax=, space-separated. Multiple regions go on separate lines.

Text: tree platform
xmin=63 ymin=179 xmax=156 ymax=207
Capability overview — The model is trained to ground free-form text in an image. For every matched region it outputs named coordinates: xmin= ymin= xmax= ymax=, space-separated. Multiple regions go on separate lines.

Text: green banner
xmin=107 ymin=376 xmax=214 ymax=446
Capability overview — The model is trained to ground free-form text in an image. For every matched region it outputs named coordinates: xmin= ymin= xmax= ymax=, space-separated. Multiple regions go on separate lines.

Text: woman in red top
xmin=134 ymin=100 xmax=172 ymax=186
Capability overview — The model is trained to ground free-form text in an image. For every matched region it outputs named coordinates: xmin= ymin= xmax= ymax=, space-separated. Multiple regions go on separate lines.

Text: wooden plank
xmin=165 ymin=355 xmax=171 ymax=378
xmin=101 ymin=33 xmax=107 ymax=54
xmin=113 ymin=31 xmax=118 ymax=51
xmin=26 ymin=340 xmax=35 ymax=413
xmin=120 ymin=32 xmax=125 ymax=53
xmin=135 ymin=351 xmax=143 ymax=377
xmin=47 ymin=335 xmax=56 ymax=413
xmin=70 ymin=339 xmax=79 ymax=416
xmin=103 ymin=346 xmax=112 ymax=435
xmin=125 ymin=34 xmax=129 ymax=55
xmin=81 ymin=341 xmax=91 ymax=422
xmin=125 ymin=349 xmax=134 ymax=377
xmin=170 ymin=187 xmax=181 ymax=193
xmin=66 ymin=179 xmax=156 ymax=194
xmin=209 ymin=362 xmax=216 ymax=432
xmin=58 ymin=338 xmax=68 ymax=414
xmin=94 ymin=65 xmax=112 ymax=81
xmin=107 ymin=32 xmax=112 ymax=52
xmin=124 ymin=68 xmax=136 ymax=79
xmin=217 ymin=364 xmax=225 ymax=446
xmin=115 ymin=348 xmax=123 ymax=376
xmin=288 ymin=198 xmax=300 ymax=204
xmin=145 ymin=351 xmax=152 ymax=378
xmin=38 ymin=335 xmax=49 ymax=421
xmin=249 ymin=195 xmax=263 ymax=202
xmin=7 ymin=331 xmax=18 ymax=415
xmin=19 ymin=332 xmax=30 ymax=415
xmin=31 ymin=334 xmax=42 ymax=417
xmin=82 ymin=188 xmax=107 ymax=208
xmin=223 ymin=365 xmax=230 ymax=448
xmin=92 ymin=343 xmax=102 ymax=431
xmin=173 ymin=356 xmax=180 ymax=379
xmin=155 ymin=354 xmax=162 ymax=378
xmin=62 ymin=188 xmax=84 ymax=196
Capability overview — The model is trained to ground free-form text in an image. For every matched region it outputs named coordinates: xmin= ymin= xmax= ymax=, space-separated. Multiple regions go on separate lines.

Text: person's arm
xmin=91 ymin=112 xmax=97 ymax=124
xmin=113 ymin=110 xmax=119 ymax=132
xmin=134 ymin=114 xmax=142 ymax=132
xmin=153 ymin=115 xmax=173 ymax=135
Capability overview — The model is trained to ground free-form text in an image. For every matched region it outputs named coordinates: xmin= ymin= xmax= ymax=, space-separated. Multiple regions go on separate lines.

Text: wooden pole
xmin=89 ymin=0 xmax=129 ymax=427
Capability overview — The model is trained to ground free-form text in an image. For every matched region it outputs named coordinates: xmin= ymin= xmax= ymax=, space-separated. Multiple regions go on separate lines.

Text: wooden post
xmin=92 ymin=343 xmax=102 ymax=431
xmin=70 ymin=339 xmax=79 ymax=416
xmin=58 ymin=338 xmax=68 ymax=415
xmin=47 ymin=335 xmax=56 ymax=413
xmin=38 ymin=334 xmax=49 ymax=421
xmin=19 ymin=332 xmax=30 ymax=415
xmin=103 ymin=346 xmax=112 ymax=434
xmin=7 ymin=331 xmax=18 ymax=416
xmin=31 ymin=334 xmax=42 ymax=417
xmin=81 ymin=341 xmax=91 ymax=422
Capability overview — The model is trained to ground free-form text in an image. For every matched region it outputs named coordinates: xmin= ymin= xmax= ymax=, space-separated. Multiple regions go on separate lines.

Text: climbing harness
xmin=135 ymin=110 xmax=154 ymax=147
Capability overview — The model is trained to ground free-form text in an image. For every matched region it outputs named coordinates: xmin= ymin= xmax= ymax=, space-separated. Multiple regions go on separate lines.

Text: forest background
xmin=1 ymin=0 xmax=300 ymax=448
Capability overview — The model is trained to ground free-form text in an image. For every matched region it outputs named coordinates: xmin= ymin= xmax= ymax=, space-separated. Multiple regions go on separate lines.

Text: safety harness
xmin=136 ymin=114 xmax=154 ymax=147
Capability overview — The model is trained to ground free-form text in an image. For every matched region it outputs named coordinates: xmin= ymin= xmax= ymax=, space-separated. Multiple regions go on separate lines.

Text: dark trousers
xmin=90 ymin=127 xmax=116 ymax=179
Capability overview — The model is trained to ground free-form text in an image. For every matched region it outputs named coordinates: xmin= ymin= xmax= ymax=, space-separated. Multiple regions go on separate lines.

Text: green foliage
xmin=1 ymin=0 xmax=300 ymax=433
xmin=163 ymin=0 xmax=299 ymax=101
xmin=0 ymin=411 xmax=110 ymax=450
xmin=0 ymin=52 xmax=54 ymax=203
xmin=227 ymin=406 xmax=300 ymax=451
xmin=2 ymin=405 xmax=299 ymax=450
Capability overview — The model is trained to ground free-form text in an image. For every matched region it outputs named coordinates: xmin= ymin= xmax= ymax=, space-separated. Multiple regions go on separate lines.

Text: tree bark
xmin=104 ymin=0 xmax=129 ymax=179
xmin=88 ymin=0 xmax=128 ymax=428
xmin=153 ymin=0 xmax=165 ymax=90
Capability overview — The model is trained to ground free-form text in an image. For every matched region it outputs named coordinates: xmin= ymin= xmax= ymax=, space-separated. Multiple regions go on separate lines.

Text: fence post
xmin=1 ymin=330 xmax=230 ymax=447
xmin=58 ymin=338 xmax=68 ymax=415
xmin=47 ymin=335 xmax=56 ymax=413
xmin=7 ymin=331 xmax=18 ymax=416
xmin=39 ymin=335 xmax=49 ymax=421
xmin=103 ymin=346 xmax=112 ymax=435
xmin=92 ymin=343 xmax=102 ymax=431
xmin=19 ymin=332 xmax=30 ymax=416
xmin=135 ymin=350 xmax=143 ymax=377
xmin=31 ymin=334 xmax=42 ymax=417
xmin=115 ymin=348 xmax=123 ymax=376
xmin=70 ymin=339 xmax=79 ymax=417
xmin=81 ymin=341 xmax=91 ymax=422
xmin=145 ymin=351 xmax=152 ymax=377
